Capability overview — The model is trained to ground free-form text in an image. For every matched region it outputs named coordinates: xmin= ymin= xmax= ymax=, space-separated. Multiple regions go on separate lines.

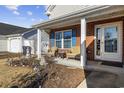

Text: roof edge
xmin=33 ymin=5 xmax=111 ymax=28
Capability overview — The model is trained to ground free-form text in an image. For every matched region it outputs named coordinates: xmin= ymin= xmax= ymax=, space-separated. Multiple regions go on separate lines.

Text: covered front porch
xmin=34 ymin=5 xmax=124 ymax=69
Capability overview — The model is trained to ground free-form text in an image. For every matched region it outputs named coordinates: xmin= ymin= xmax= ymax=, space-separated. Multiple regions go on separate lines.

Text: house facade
xmin=33 ymin=5 xmax=124 ymax=67
xmin=0 ymin=23 xmax=49 ymax=55
xmin=7 ymin=29 xmax=38 ymax=54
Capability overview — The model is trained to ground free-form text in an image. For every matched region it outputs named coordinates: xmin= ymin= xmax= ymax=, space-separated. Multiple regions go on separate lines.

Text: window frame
xmin=55 ymin=31 xmax=62 ymax=48
xmin=63 ymin=30 xmax=72 ymax=48
xmin=55 ymin=29 xmax=72 ymax=49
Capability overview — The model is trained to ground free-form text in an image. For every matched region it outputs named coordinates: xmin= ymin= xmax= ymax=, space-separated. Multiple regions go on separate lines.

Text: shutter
xmin=50 ymin=31 xmax=55 ymax=47
xmin=72 ymin=29 xmax=76 ymax=47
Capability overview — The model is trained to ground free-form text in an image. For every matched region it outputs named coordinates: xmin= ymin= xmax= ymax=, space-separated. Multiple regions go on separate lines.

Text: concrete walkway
xmin=78 ymin=70 xmax=124 ymax=88
xmin=77 ymin=65 xmax=124 ymax=88
xmin=55 ymin=58 xmax=124 ymax=74
xmin=55 ymin=58 xmax=82 ymax=68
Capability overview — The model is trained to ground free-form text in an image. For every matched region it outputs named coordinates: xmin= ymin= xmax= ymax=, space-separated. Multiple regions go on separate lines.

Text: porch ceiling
xmin=38 ymin=18 xmax=81 ymax=30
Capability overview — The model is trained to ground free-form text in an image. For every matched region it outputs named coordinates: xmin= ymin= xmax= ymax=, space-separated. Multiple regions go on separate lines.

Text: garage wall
xmin=0 ymin=35 xmax=7 ymax=52
xmin=8 ymin=37 xmax=22 ymax=53
xmin=0 ymin=40 xmax=7 ymax=52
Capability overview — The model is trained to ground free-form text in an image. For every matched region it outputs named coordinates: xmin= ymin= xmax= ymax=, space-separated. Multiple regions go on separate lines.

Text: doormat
xmin=101 ymin=61 xmax=123 ymax=68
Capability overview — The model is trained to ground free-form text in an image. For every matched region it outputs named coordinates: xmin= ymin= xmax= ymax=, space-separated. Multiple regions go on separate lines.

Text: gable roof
xmin=0 ymin=22 xmax=29 ymax=35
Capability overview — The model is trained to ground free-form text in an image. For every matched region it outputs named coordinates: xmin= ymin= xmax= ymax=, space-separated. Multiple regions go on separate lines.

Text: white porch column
xmin=81 ymin=18 xmax=87 ymax=67
xmin=37 ymin=29 xmax=42 ymax=59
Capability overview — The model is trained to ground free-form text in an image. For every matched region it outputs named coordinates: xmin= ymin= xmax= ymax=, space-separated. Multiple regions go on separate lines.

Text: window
xmin=55 ymin=30 xmax=72 ymax=48
xmin=50 ymin=32 xmax=55 ymax=47
xmin=55 ymin=32 xmax=62 ymax=48
xmin=64 ymin=31 xmax=72 ymax=48
xmin=104 ymin=26 xmax=117 ymax=53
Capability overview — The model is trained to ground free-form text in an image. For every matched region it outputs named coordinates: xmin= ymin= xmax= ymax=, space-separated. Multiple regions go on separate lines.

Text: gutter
xmin=33 ymin=5 xmax=111 ymax=28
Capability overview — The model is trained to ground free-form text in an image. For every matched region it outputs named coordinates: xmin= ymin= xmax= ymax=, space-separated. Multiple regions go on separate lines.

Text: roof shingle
xmin=0 ymin=23 xmax=29 ymax=35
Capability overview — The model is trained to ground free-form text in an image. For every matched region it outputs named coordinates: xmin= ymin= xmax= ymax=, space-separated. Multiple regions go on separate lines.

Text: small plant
xmin=6 ymin=57 xmax=41 ymax=68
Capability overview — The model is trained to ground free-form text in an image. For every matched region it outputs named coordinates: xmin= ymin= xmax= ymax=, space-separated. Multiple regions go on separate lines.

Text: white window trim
xmin=55 ymin=29 xmax=72 ymax=49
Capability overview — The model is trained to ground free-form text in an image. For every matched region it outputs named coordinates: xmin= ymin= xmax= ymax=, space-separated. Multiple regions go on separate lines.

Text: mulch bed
xmin=1 ymin=63 xmax=91 ymax=88
xmin=40 ymin=64 xmax=91 ymax=88
xmin=0 ymin=59 xmax=34 ymax=88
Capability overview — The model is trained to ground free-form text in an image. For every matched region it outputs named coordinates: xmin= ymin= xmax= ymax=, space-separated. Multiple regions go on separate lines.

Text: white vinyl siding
xmin=49 ymin=5 xmax=100 ymax=19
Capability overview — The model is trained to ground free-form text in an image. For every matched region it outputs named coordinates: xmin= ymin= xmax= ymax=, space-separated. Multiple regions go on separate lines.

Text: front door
xmin=95 ymin=21 xmax=122 ymax=62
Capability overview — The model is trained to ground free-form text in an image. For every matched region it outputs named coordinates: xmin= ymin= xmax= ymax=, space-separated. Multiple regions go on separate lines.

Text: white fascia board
xmin=5 ymin=34 xmax=21 ymax=38
xmin=5 ymin=29 xmax=36 ymax=38
xmin=0 ymin=35 xmax=6 ymax=38
xmin=33 ymin=5 xmax=111 ymax=28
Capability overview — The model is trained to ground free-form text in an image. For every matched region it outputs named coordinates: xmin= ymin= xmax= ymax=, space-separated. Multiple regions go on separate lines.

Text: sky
xmin=0 ymin=5 xmax=48 ymax=28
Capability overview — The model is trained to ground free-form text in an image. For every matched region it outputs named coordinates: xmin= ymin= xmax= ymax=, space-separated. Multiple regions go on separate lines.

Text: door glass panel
xmin=96 ymin=28 xmax=101 ymax=56
xmin=104 ymin=27 xmax=117 ymax=53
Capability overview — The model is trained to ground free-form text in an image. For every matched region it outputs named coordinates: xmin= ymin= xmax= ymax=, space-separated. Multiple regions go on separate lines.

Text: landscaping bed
xmin=40 ymin=64 xmax=90 ymax=88
xmin=0 ymin=52 xmax=22 ymax=59
xmin=0 ymin=58 xmax=90 ymax=88
xmin=0 ymin=59 xmax=34 ymax=87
